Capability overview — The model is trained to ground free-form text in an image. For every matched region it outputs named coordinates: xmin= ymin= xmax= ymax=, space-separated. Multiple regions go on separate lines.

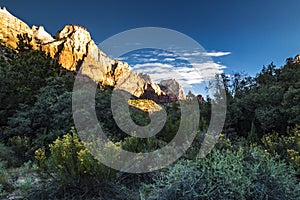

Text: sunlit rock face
xmin=293 ymin=54 xmax=300 ymax=63
xmin=0 ymin=7 xmax=186 ymax=102
xmin=0 ymin=7 xmax=35 ymax=48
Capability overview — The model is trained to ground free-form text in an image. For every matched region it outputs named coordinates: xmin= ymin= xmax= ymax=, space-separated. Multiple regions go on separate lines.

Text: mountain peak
xmin=0 ymin=7 xmax=8 ymax=13
xmin=293 ymin=54 xmax=300 ymax=63
xmin=56 ymin=24 xmax=90 ymax=40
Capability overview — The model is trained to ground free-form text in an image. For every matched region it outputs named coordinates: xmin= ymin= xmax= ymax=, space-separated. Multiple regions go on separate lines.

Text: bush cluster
xmin=141 ymin=147 xmax=300 ymax=200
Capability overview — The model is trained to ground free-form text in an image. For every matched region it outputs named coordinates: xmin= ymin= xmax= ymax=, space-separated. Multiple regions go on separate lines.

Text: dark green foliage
xmin=94 ymin=86 xmax=126 ymax=141
xmin=5 ymin=76 xmax=74 ymax=160
xmin=16 ymin=33 xmax=33 ymax=52
xmin=0 ymin=161 xmax=13 ymax=195
xmin=282 ymin=86 xmax=300 ymax=124
xmin=0 ymin=143 xmax=17 ymax=167
xmin=158 ymin=102 xmax=181 ymax=142
xmin=7 ymin=136 xmax=31 ymax=166
xmin=129 ymin=106 xmax=151 ymax=127
xmin=0 ymin=35 xmax=66 ymax=127
xmin=121 ymin=136 xmax=167 ymax=153
xmin=222 ymin=60 xmax=300 ymax=137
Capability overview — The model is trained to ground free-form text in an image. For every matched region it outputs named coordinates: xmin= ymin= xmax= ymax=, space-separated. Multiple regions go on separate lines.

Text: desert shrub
xmin=0 ymin=161 xmax=12 ymax=195
xmin=36 ymin=129 xmax=116 ymax=185
xmin=9 ymin=161 xmax=39 ymax=197
xmin=34 ymin=129 xmax=124 ymax=198
xmin=262 ymin=125 xmax=300 ymax=172
xmin=141 ymin=146 xmax=300 ymax=200
xmin=287 ymin=149 xmax=300 ymax=173
xmin=0 ymin=156 xmax=37 ymax=197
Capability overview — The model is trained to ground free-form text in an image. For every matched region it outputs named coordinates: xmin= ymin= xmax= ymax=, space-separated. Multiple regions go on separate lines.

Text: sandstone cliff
xmin=0 ymin=7 xmax=185 ymax=101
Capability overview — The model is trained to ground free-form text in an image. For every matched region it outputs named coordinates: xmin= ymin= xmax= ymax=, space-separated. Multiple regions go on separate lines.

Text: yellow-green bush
xmin=262 ymin=125 xmax=300 ymax=172
xmin=35 ymin=129 xmax=116 ymax=188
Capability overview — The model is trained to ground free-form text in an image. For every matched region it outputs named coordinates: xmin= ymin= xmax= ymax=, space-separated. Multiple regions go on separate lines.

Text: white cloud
xmin=191 ymin=61 xmax=227 ymax=70
xmin=203 ymin=51 xmax=231 ymax=57
xmin=134 ymin=62 xmax=173 ymax=69
xmin=132 ymin=61 xmax=227 ymax=86
xmin=181 ymin=51 xmax=231 ymax=57
xmin=149 ymin=58 xmax=158 ymax=62
xmin=164 ymin=58 xmax=176 ymax=62
xmin=157 ymin=52 xmax=175 ymax=57
xmin=132 ymin=57 xmax=159 ymax=62
xmin=182 ymin=52 xmax=202 ymax=57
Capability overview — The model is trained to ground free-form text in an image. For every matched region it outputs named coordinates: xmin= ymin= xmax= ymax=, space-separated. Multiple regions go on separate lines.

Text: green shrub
xmin=10 ymin=161 xmax=39 ymax=197
xmin=7 ymin=136 xmax=30 ymax=166
xmin=33 ymin=131 xmax=144 ymax=198
xmin=36 ymin=129 xmax=116 ymax=185
xmin=122 ymin=135 xmax=167 ymax=153
xmin=0 ymin=161 xmax=12 ymax=196
xmin=141 ymin=146 xmax=300 ymax=200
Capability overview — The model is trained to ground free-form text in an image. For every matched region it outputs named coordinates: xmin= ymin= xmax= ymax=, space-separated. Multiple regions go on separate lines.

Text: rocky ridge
xmin=0 ymin=7 xmax=185 ymax=101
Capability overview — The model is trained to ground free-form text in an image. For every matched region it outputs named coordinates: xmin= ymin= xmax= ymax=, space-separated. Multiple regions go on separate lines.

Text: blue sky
xmin=2 ymin=0 xmax=300 ymax=94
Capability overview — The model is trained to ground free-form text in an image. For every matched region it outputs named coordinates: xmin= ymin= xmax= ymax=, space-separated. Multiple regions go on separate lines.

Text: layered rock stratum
xmin=0 ymin=7 xmax=185 ymax=101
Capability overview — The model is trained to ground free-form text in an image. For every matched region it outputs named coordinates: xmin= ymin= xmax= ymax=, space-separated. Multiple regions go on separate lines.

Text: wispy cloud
xmin=164 ymin=58 xmax=176 ymax=62
xmin=157 ymin=52 xmax=175 ymax=57
xmin=203 ymin=51 xmax=231 ymax=57
xmin=133 ymin=61 xmax=227 ymax=86
xmin=182 ymin=51 xmax=231 ymax=57
xmin=134 ymin=62 xmax=173 ymax=69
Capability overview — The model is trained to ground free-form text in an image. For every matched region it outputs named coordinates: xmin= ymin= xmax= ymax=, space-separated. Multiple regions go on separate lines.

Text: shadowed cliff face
xmin=0 ymin=7 xmax=185 ymax=101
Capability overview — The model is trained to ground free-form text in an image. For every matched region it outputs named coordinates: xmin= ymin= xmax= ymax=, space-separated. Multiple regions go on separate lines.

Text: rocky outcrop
xmin=159 ymin=79 xmax=186 ymax=100
xmin=293 ymin=54 xmax=300 ymax=63
xmin=0 ymin=7 xmax=185 ymax=101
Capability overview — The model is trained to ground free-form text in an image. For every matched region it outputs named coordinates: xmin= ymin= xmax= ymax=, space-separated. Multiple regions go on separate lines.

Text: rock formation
xmin=293 ymin=54 xmax=300 ymax=63
xmin=0 ymin=7 xmax=185 ymax=102
xmin=159 ymin=79 xmax=186 ymax=100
